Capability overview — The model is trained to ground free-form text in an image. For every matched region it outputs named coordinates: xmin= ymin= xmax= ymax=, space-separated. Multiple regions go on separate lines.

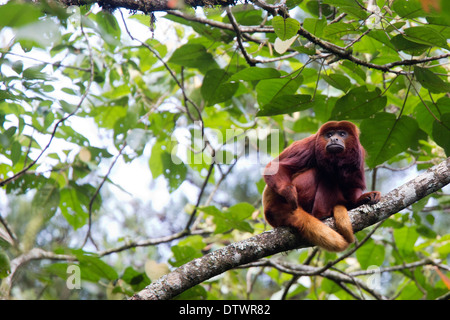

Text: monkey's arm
xmin=263 ymin=163 xmax=298 ymax=209
xmin=263 ymin=137 xmax=316 ymax=209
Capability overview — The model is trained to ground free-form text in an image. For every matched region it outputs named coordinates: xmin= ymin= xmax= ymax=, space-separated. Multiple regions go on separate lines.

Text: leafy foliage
xmin=0 ymin=0 xmax=449 ymax=300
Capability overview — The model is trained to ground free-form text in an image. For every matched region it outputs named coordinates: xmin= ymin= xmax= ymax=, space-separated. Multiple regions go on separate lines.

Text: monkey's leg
xmin=263 ymin=187 xmax=350 ymax=252
xmin=333 ymin=205 xmax=355 ymax=244
xmin=292 ymin=207 xmax=350 ymax=252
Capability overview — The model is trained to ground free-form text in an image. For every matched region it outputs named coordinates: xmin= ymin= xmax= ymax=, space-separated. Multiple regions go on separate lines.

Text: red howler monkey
xmin=262 ymin=121 xmax=381 ymax=252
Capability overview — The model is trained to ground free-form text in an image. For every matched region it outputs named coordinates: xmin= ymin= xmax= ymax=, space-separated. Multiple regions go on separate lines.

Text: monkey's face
xmin=323 ymin=129 xmax=348 ymax=154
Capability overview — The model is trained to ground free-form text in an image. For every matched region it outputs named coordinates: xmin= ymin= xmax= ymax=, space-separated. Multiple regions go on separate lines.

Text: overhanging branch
xmin=54 ymin=1 xmax=450 ymax=73
xmin=131 ymin=157 xmax=450 ymax=300
xmin=59 ymin=0 xmax=237 ymax=13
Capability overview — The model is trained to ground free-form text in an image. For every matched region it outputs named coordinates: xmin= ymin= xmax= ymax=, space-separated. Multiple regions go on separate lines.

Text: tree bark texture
xmin=132 ymin=157 xmax=450 ymax=300
xmin=60 ymin=0 xmax=236 ymax=13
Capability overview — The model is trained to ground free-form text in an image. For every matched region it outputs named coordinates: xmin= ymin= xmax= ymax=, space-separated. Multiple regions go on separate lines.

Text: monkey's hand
xmin=280 ymin=185 xmax=299 ymax=210
xmin=356 ymin=191 xmax=381 ymax=206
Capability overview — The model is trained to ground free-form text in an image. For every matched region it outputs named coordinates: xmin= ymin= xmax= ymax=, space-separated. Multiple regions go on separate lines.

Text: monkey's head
xmin=315 ymin=121 xmax=363 ymax=169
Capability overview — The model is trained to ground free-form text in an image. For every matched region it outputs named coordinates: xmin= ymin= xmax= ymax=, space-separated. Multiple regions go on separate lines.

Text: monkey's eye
xmin=325 ymin=131 xmax=334 ymax=138
xmin=338 ymin=131 xmax=347 ymax=137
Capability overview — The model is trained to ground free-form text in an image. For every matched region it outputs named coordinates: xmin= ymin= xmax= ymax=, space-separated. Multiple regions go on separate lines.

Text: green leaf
xmin=227 ymin=202 xmax=255 ymax=220
xmin=255 ymin=74 xmax=303 ymax=107
xmin=340 ymin=60 xmax=366 ymax=82
xmin=12 ymin=61 xmax=24 ymax=74
xmin=31 ymin=183 xmax=60 ymax=221
xmin=323 ymin=0 xmax=368 ymax=19
xmin=367 ymin=29 xmax=397 ymax=50
xmin=103 ymin=84 xmax=131 ymax=100
xmin=44 ymin=262 xmax=71 ymax=280
xmin=392 ymin=0 xmax=425 ymax=19
xmin=323 ymin=22 xmax=357 ymax=39
xmin=60 ymin=187 xmax=89 ymax=230
xmin=0 ymin=2 xmax=42 ymax=27
xmin=23 ymin=64 xmax=49 ymax=80
xmin=170 ymin=245 xmax=202 ymax=267
xmin=92 ymin=11 xmax=121 ymax=45
xmin=257 ymin=94 xmax=312 ymax=116
xmin=149 ymin=141 xmax=165 ymax=179
xmin=321 ymin=278 xmax=340 ymax=294
xmin=168 ymin=44 xmax=218 ymax=72
xmin=292 ymin=116 xmax=320 ymax=133
xmin=147 ymin=111 xmax=176 ymax=141
xmin=122 ymin=266 xmax=151 ymax=291
xmin=178 ymin=235 xmax=206 ymax=251
xmin=91 ymin=106 xmax=127 ymax=130
xmin=230 ymin=67 xmax=281 ymax=81
xmin=322 ymin=0 xmax=360 ymax=7
xmin=397 ymin=282 xmax=422 ymax=300
xmin=200 ymin=203 xmax=255 ymax=234
xmin=413 ymin=97 xmax=450 ymax=135
xmin=414 ymin=66 xmax=450 ymax=93
xmin=330 ymin=86 xmax=386 ymax=120
xmin=229 ymin=7 xmax=264 ymax=26
xmin=432 ymin=113 xmax=450 ymax=156
xmin=0 ymin=250 xmax=10 ymax=279
xmin=272 ymin=16 xmax=300 ymax=41
xmin=75 ymin=252 xmax=118 ymax=281
xmin=356 ymin=238 xmax=385 ymax=270
xmin=416 ymin=224 xmax=437 ymax=239
xmin=10 ymin=141 xmax=21 ymax=166
xmin=150 ymin=140 xmax=187 ymax=192
xmin=161 ymin=152 xmax=187 ymax=193
xmin=292 ymin=44 xmax=316 ymax=55
xmin=393 ymin=227 xmax=419 ymax=256
xmin=201 ymin=69 xmax=239 ymax=106
xmin=302 ymin=18 xmax=326 ymax=37
xmin=360 ymin=113 xmax=419 ymax=167
xmin=322 ymin=73 xmax=351 ymax=92
xmin=403 ymin=26 xmax=448 ymax=49
xmin=427 ymin=15 xmax=450 ymax=27
xmin=390 ymin=34 xmax=430 ymax=55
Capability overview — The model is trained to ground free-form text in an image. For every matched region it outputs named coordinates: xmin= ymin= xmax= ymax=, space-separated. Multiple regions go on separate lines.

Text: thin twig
xmin=1 ymin=50 xmax=91 ymax=72
xmin=226 ymin=7 xmax=257 ymax=67
xmin=184 ymin=162 xmax=215 ymax=230
xmin=82 ymin=142 xmax=128 ymax=248
xmin=98 ymin=229 xmax=211 ymax=257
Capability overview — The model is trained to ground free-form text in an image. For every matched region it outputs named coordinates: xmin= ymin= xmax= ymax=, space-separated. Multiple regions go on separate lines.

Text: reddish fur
xmin=263 ymin=121 xmax=380 ymax=252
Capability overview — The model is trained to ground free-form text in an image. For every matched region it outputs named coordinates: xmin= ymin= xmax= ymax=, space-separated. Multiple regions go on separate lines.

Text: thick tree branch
xmin=167 ymin=10 xmax=450 ymax=73
xmin=54 ymin=1 xmax=450 ymax=73
xmin=59 ymin=0 xmax=236 ymax=13
xmin=131 ymin=157 xmax=450 ymax=300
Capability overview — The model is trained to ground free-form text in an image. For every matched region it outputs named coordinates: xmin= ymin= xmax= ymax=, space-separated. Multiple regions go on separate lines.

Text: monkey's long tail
xmin=290 ymin=206 xmax=353 ymax=252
